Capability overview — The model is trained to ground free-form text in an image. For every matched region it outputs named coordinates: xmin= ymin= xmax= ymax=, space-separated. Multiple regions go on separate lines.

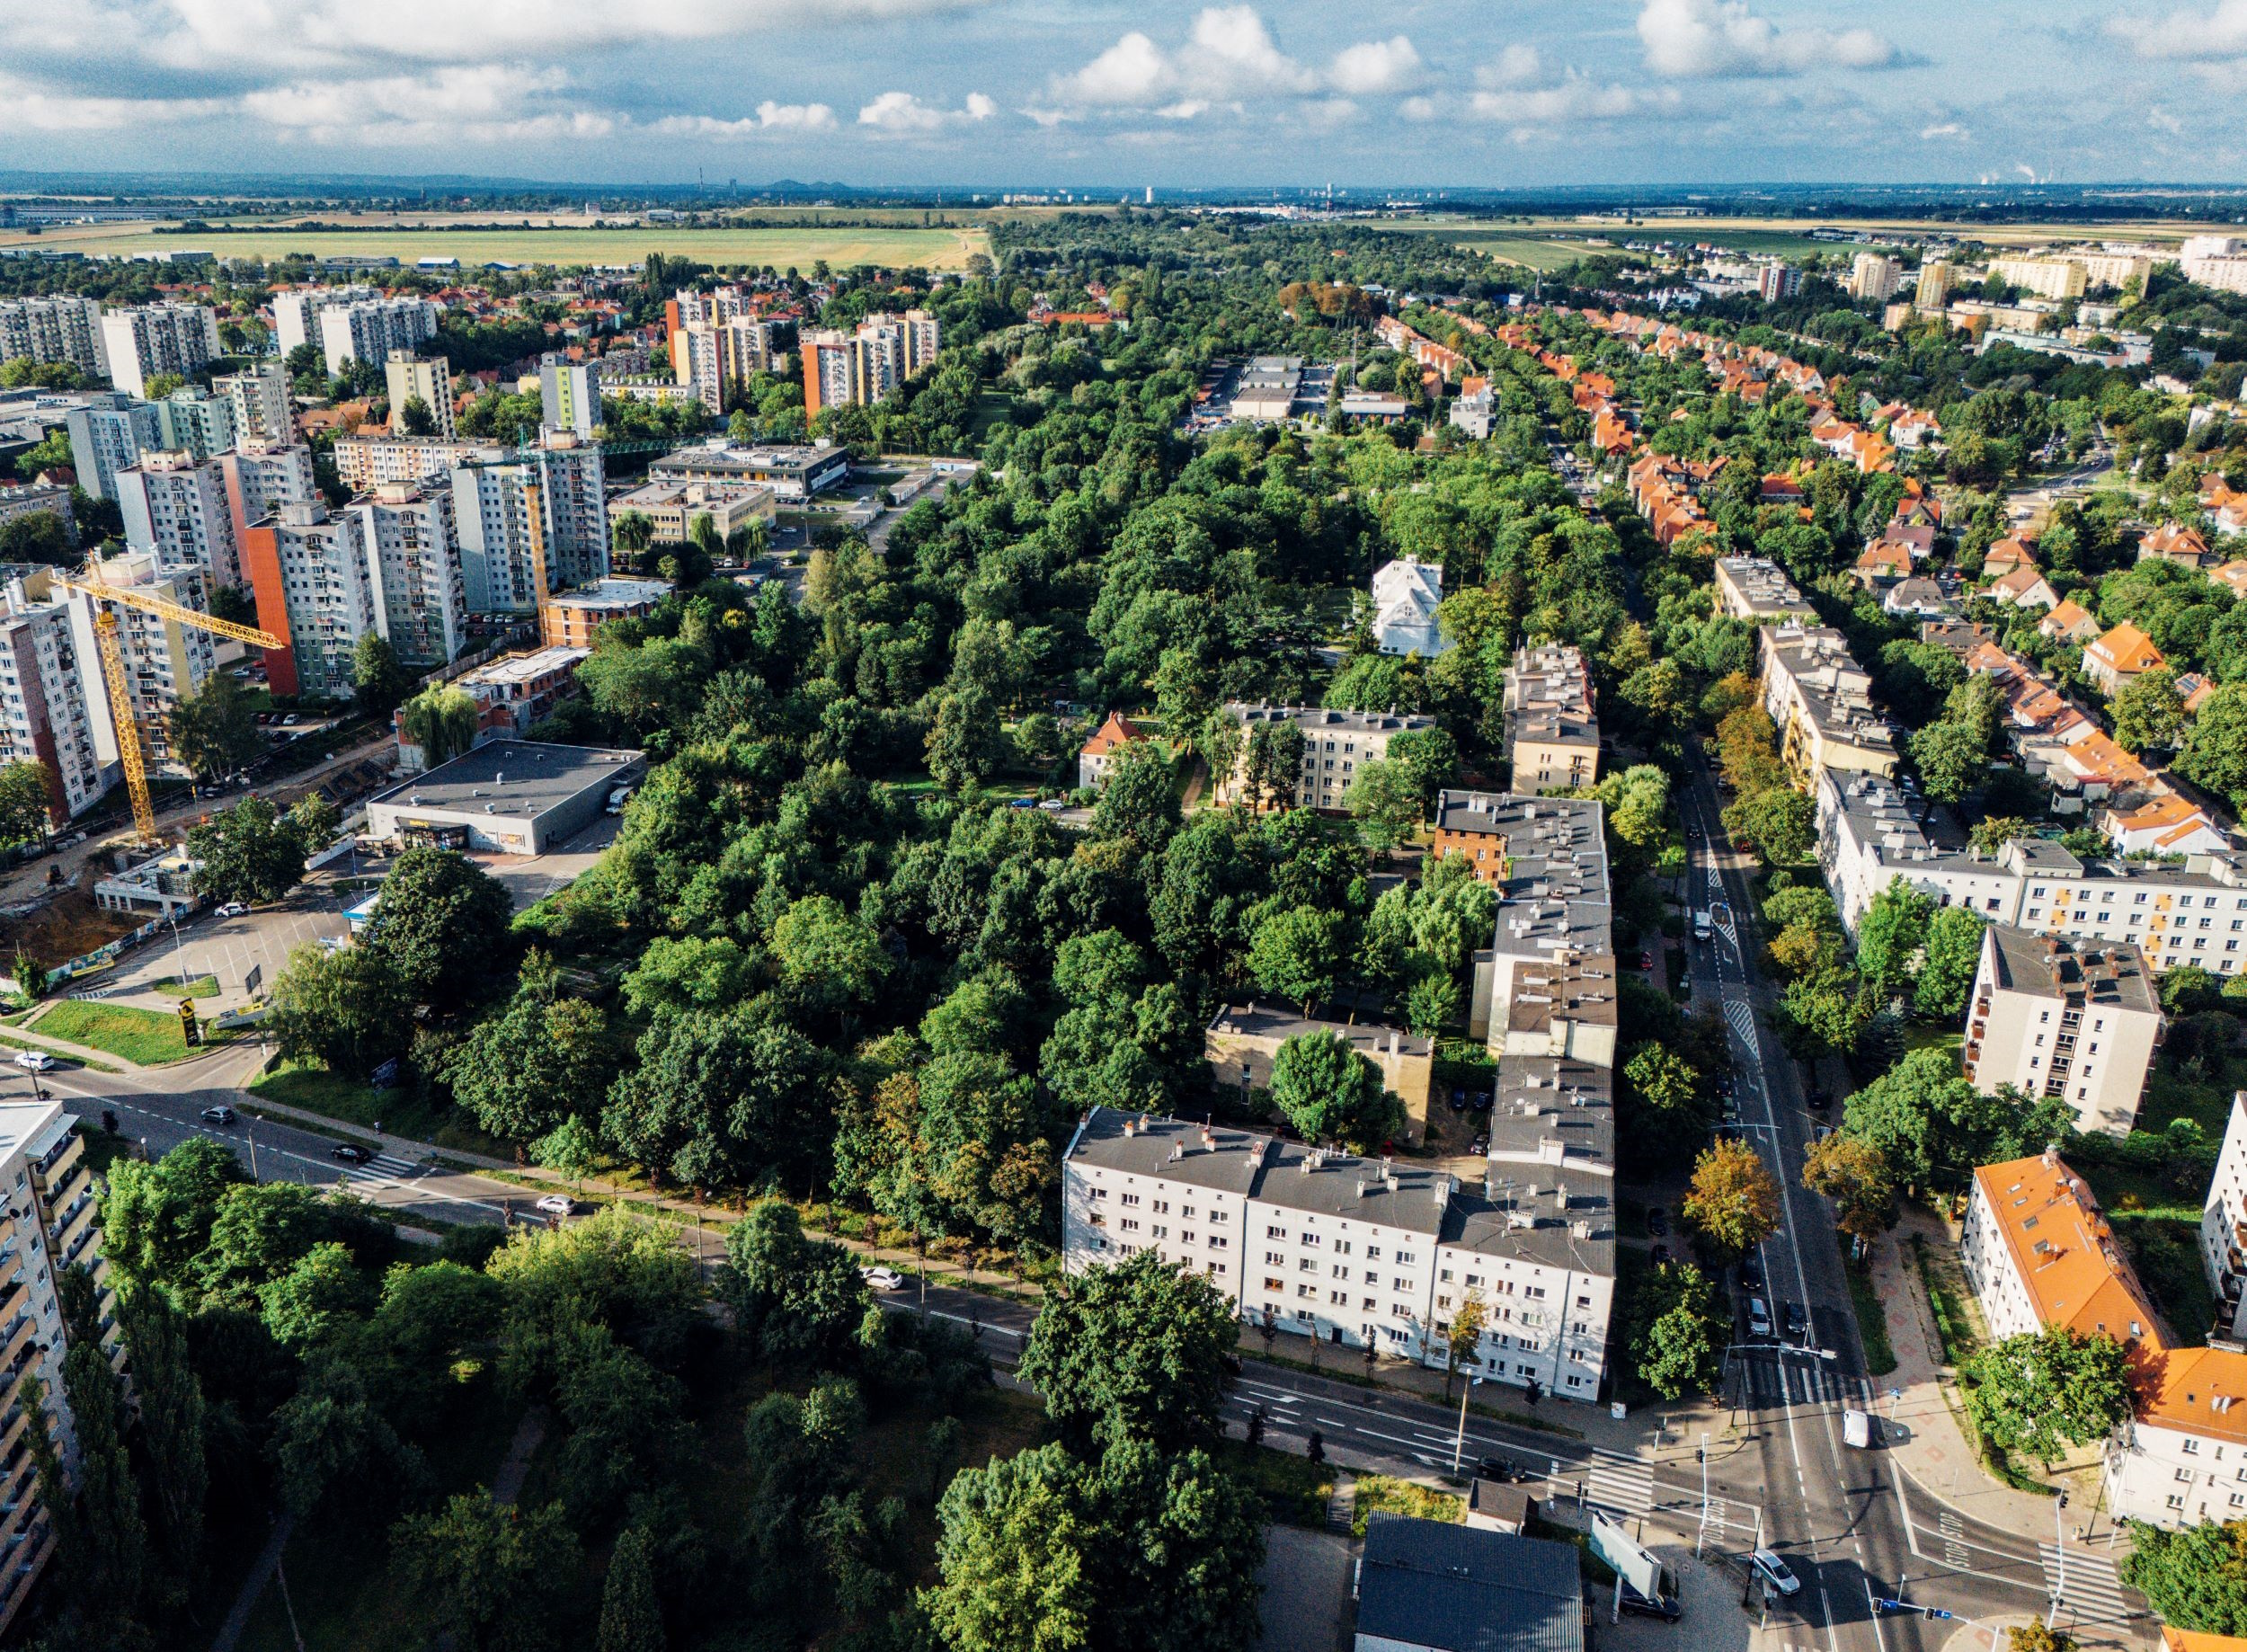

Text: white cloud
xmin=1469 ymin=71 xmax=1672 ymax=127
xmin=1188 ymin=7 xmax=1319 ymax=96
xmin=651 ymin=100 xmax=837 ymax=136
xmin=2149 ymin=105 xmax=2185 ymax=133
xmin=856 ymin=89 xmax=993 ymax=129
xmin=36 ymin=0 xmax=998 ymax=73
xmin=1920 ymin=120 xmax=1967 ymax=140
xmin=1636 ymin=0 xmax=1900 ymax=76
xmin=1328 ymin=35 xmax=1423 ymax=95
xmin=239 ymin=65 xmax=615 ymax=145
xmin=1477 ymin=45 xmax=1547 ymax=88
xmin=2116 ymin=0 xmax=2247 ymax=58
xmin=1399 ymin=93 xmax=1441 ymax=122
xmin=0 ymin=72 xmax=223 ymax=130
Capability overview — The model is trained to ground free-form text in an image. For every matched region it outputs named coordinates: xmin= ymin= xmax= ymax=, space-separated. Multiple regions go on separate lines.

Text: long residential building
xmin=0 ymin=573 xmax=117 ymax=819
xmin=61 ymin=550 xmax=218 ymax=772
xmin=1061 ymin=1103 xmax=1615 ymax=1400
xmin=98 ymin=304 xmax=220 ymax=397
xmin=0 ymin=296 xmax=107 ymax=377
xmin=348 ymin=482 xmax=467 ymax=665
xmin=333 ymin=432 xmax=508 ymax=493
xmin=1212 ymin=703 xmax=1437 ymax=813
xmin=318 ymin=297 xmax=440 ymax=377
xmin=1452 ymin=793 xmax=1615 ymax=1057
xmin=63 ymin=392 xmax=161 ymax=501
xmin=1816 ymin=768 xmax=2247 ymax=973
xmin=449 ymin=431 xmax=609 ymax=614
xmin=1713 ymin=555 xmax=1818 ymax=624
xmin=1760 ymin=621 xmax=1899 ymax=782
xmin=1960 ymin=925 xmax=2162 ymax=1138
xmin=647 ymin=440 xmax=849 ymax=501
xmin=801 ymin=309 xmax=938 ymax=418
xmin=116 ymin=449 xmax=243 ymax=589
xmin=1502 ymin=644 xmax=1599 ymax=795
xmin=216 ymin=363 xmax=293 ymax=447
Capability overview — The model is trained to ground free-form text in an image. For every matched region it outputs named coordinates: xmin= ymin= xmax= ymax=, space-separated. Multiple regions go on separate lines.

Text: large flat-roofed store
xmin=363 ymin=740 xmax=644 ymax=856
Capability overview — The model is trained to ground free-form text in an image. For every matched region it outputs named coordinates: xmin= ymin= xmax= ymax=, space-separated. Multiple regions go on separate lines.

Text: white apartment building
xmin=1961 ymin=926 xmax=2162 ymax=1138
xmin=317 ymin=298 xmax=440 ymax=376
xmin=1504 ymin=644 xmax=1600 ymax=796
xmin=115 ymin=449 xmax=242 ymax=588
xmin=676 ymin=324 xmax=727 ymax=416
xmin=216 ymin=363 xmax=293 ymax=448
xmin=1991 ymin=258 xmax=2090 ymax=301
xmin=59 ymin=551 xmax=217 ymax=772
xmin=2182 ymin=238 xmax=2247 ymax=298
xmin=0 ymin=574 xmax=116 ymax=820
xmin=98 ymin=304 xmax=220 ymax=397
xmin=0 ymin=297 xmax=107 ymax=377
xmin=1061 ymin=1106 xmax=1614 ymax=1399
xmin=449 ymin=432 xmax=609 ymax=613
xmin=2198 ymin=1093 xmax=2247 ymax=1337
xmin=383 ymin=351 xmax=456 ymax=440
xmin=332 ymin=434 xmax=506 ymax=494
xmin=63 ymin=393 xmax=160 ymax=501
xmin=348 ymin=483 xmax=466 ymax=666
xmin=538 ymin=353 xmax=601 ymax=438
xmin=215 ymin=440 xmax=318 ymax=530
xmin=1761 ymin=622 xmax=1899 ymax=782
xmin=1213 ymin=703 xmax=1437 ymax=813
xmin=1849 ymin=254 xmax=1903 ymax=302
xmin=151 ymin=386 xmax=235 ymax=459
xmin=1372 ymin=559 xmax=1447 ymax=658
xmin=271 ymin=285 xmax=374 ymax=357
xmin=264 ymin=502 xmax=381 ymax=699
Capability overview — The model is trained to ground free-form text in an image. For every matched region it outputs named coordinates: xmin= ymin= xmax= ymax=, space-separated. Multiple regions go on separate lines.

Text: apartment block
xmin=98 ymin=304 xmax=220 ymax=397
xmin=1205 ymin=1002 xmax=1434 ymax=1142
xmin=1991 ymin=258 xmax=2090 ymax=301
xmin=1759 ymin=621 xmax=1899 ymax=782
xmin=1961 ymin=926 xmax=2162 ymax=1137
xmin=317 ymin=297 xmax=440 ymax=376
xmin=0 ymin=574 xmax=116 ymax=820
xmin=348 ymin=482 xmax=466 ymax=665
xmin=1503 ymin=644 xmax=1600 ymax=795
xmin=1061 ymin=1106 xmax=1614 ymax=1400
xmin=1848 ymin=254 xmax=1903 ymax=303
xmin=383 ymin=351 xmax=456 ymax=440
xmin=242 ymin=501 xmax=380 ymax=699
xmin=0 ymin=296 xmax=107 ymax=377
xmin=115 ymin=449 xmax=243 ymax=588
xmin=449 ymin=432 xmax=609 ymax=613
xmin=1757 ymin=264 xmax=1803 ymax=302
xmin=1456 ymin=795 xmax=1615 ymax=1052
xmin=1213 ymin=703 xmax=1436 ymax=813
xmin=2199 ymin=1094 xmax=2247 ymax=1337
xmin=214 ymin=440 xmax=318 ymax=537
xmin=63 ymin=392 xmax=161 ymax=501
xmin=150 ymin=386 xmax=235 ymax=459
xmin=215 ymin=363 xmax=293 ymax=448
xmin=1914 ymin=261 xmax=1955 ymax=310
xmin=538 ymin=575 xmax=673 ymax=649
xmin=271 ymin=285 xmax=373 ymax=357
xmin=60 ymin=550 xmax=218 ymax=771
xmin=800 ymin=309 xmax=938 ymax=417
xmin=538 ymin=352 xmax=602 ymax=438
xmin=1713 ymin=555 xmax=1818 ymax=623
xmin=333 ymin=433 xmax=506 ymax=494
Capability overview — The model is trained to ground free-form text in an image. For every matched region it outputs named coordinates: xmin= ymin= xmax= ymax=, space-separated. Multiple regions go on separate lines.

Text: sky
xmin=6 ymin=0 xmax=2247 ymax=189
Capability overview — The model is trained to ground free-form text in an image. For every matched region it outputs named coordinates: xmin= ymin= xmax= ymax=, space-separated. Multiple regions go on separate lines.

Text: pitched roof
xmin=2088 ymin=622 xmax=2166 ymax=675
xmin=2166 ymin=1627 xmax=2247 ymax=1652
xmin=2042 ymin=598 xmax=2099 ymax=637
xmin=1079 ymin=712 xmax=1147 ymax=758
xmin=1355 ymin=1517 xmax=1585 ymax=1652
xmin=1972 ymin=1156 xmax=2163 ymax=1348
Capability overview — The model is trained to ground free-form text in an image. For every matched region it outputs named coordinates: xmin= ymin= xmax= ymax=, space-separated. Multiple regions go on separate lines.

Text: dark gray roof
xmin=367 ymin=739 xmax=643 ymax=821
xmin=1356 ymin=1516 xmax=1585 ymax=1652
xmin=1487 ymin=1056 xmax=1613 ymax=1183
xmin=1223 ymin=701 xmax=1436 ymax=736
xmin=1985 ymin=924 xmax=2158 ymax=1014
xmin=1060 ymin=1109 xmax=1267 ymax=1198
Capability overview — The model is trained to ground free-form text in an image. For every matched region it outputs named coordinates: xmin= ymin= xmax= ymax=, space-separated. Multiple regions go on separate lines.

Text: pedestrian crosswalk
xmin=339 ymin=1151 xmax=422 ymax=1186
xmin=2041 ymin=1541 xmax=2136 ymax=1627
xmin=1584 ymin=1447 xmax=1655 ymax=1517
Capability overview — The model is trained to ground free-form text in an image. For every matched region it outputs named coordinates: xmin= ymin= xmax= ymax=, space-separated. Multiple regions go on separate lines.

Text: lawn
xmin=1353 ymin=1474 xmax=1461 ymax=1537
xmin=150 ymin=973 xmax=219 ymax=998
xmin=1846 ymin=1257 xmax=1897 ymax=1377
xmin=30 ymin=999 xmax=201 ymax=1064
xmin=1218 ymin=1439 xmax=1335 ymax=1527
xmin=250 ymin=1058 xmax=511 ymax=1159
xmin=0 ymin=222 xmax=990 ymax=271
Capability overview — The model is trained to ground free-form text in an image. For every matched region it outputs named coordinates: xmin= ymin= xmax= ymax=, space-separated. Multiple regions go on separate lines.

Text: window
xmin=1120 ymin=1219 xmax=1141 ymax=1233
xmin=1182 ymin=1206 xmax=1196 ymax=1221
xmin=1266 ymin=1225 xmax=1287 ymax=1239
xmin=1209 ymin=1236 xmax=1227 ymax=1250
xmin=2186 ymin=1439 xmax=2201 ymax=1455
xmin=1266 ymin=1251 xmax=1284 ymax=1266
xmin=1263 ymin=1277 xmax=1284 ymax=1293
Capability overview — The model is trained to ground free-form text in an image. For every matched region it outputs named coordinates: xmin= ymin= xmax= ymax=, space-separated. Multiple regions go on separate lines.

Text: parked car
xmin=1783 ymin=1302 xmax=1810 ymax=1346
xmin=12 ymin=1052 xmax=53 ymax=1072
xmin=1469 ymin=1133 xmax=1488 ymax=1156
xmin=1746 ymin=1297 xmax=1773 ymax=1339
xmin=199 ymin=1106 xmax=236 ymax=1125
xmin=331 ymin=1143 xmax=372 ymax=1164
xmin=1750 ymin=1550 xmax=1801 ymax=1596
xmin=859 ymin=1266 xmax=905 ymax=1292
xmin=1650 ymin=1244 xmax=1671 ymax=1267
xmin=1736 ymin=1258 xmax=1763 ymax=1292
xmin=215 ymin=901 xmax=248 ymax=919
xmin=1619 ymin=1577 xmax=1683 ymax=1621
xmin=1647 ymin=1206 xmax=1670 ymax=1237
xmin=1447 ymin=1088 xmax=1469 ymax=1114
xmin=535 ymin=1195 xmax=573 ymax=1217
xmin=1637 ymin=950 xmax=1656 ymax=972
xmin=1475 ymin=1456 xmax=1526 ymax=1483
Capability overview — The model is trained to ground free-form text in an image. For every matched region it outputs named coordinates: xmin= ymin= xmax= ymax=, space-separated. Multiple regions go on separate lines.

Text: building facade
xmin=1760 ymin=621 xmax=1899 ymax=782
xmin=449 ymin=433 xmax=609 ymax=614
xmin=1372 ymin=559 xmax=1447 ymax=658
xmin=97 ymin=304 xmax=219 ymax=397
xmin=0 ymin=296 xmax=106 ymax=377
xmin=1503 ymin=644 xmax=1600 ymax=795
xmin=115 ymin=449 xmax=242 ymax=588
xmin=349 ymin=482 xmax=466 ymax=666
xmin=318 ymin=297 xmax=440 ymax=376
xmin=63 ymin=393 xmax=162 ymax=502
xmin=1213 ymin=703 xmax=1437 ymax=813
xmin=538 ymin=353 xmax=602 ymax=438
xmin=383 ymin=351 xmax=456 ymax=440
xmin=2199 ymin=1093 xmax=2247 ymax=1338
xmin=1961 ymin=926 xmax=2162 ymax=1137
xmin=0 ymin=574 xmax=115 ymax=820
xmin=216 ymin=363 xmax=293 ymax=448
xmin=249 ymin=501 xmax=381 ymax=699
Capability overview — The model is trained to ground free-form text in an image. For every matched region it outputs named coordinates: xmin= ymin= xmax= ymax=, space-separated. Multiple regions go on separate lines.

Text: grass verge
xmin=150 ymin=973 xmax=219 ymax=998
xmin=249 ymin=1058 xmax=511 ymax=1158
xmin=1846 ymin=1257 xmax=1897 ymax=1377
xmin=1912 ymin=1234 xmax=1980 ymax=1368
xmin=1353 ymin=1474 xmax=1461 ymax=1538
xmin=1218 ymin=1440 xmax=1335 ymax=1527
xmin=30 ymin=999 xmax=200 ymax=1064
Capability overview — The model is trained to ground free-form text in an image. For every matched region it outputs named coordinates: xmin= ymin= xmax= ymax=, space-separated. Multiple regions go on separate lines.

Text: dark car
xmin=1783 ymin=1302 xmax=1810 ymax=1345
xmin=1470 ymin=1133 xmax=1489 ymax=1156
xmin=1619 ymin=1578 xmax=1683 ymax=1621
xmin=199 ymin=1106 xmax=236 ymax=1126
xmin=331 ymin=1143 xmax=372 ymax=1164
xmin=1475 ymin=1456 xmax=1523 ymax=1482
xmin=1737 ymin=1259 xmax=1763 ymax=1292
xmin=1448 ymin=1088 xmax=1469 ymax=1114
xmin=1647 ymin=1206 xmax=1670 ymax=1237
xmin=1806 ymin=1088 xmax=1832 ymax=1112
xmin=1638 ymin=950 xmax=1656 ymax=972
xmin=1650 ymin=1244 xmax=1671 ymax=1267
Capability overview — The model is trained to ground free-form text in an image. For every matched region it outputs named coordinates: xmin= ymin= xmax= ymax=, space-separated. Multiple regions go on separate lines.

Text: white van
xmin=1843 ymin=1408 xmax=1872 ymax=1449
xmin=605 ymin=784 xmax=636 ymax=815
xmin=1692 ymin=909 xmax=1713 ymax=943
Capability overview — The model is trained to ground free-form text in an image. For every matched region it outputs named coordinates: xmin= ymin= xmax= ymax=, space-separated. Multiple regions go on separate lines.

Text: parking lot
xmin=84 ymin=893 xmax=351 ymax=1012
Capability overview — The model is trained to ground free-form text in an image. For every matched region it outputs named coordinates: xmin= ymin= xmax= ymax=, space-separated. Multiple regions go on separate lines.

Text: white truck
xmin=1692 ymin=909 xmax=1713 ymax=943
xmin=605 ymin=784 xmax=637 ymax=815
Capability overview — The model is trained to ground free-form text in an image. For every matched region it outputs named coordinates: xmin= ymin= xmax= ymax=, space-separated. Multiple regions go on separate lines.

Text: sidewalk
xmin=1864 ymin=1208 xmax=2092 ymax=1543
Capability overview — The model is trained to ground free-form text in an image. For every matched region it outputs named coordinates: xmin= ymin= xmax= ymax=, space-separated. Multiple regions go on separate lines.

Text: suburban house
xmin=2140 ymin=522 xmax=2217 ymax=569
xmin=1985 ymin=565 xmax=2059 ymax=610
xmin=1077 ymin=711 xmax=1149 ymax=789
xmin=2041 ymin=600 xmax=2101 ymax=645
xmin=2084 ymin=623 xmax=2168 ymax=697
xmin=1372 ymin=559 xmax=1449 ymax=658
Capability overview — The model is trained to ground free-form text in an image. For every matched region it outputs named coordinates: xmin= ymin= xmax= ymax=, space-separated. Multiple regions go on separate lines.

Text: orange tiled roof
xmin=2089 ymin=622 xmax=2167 ymax=675
xmin=2215 ymin=561 xmax=2247 ymax=599
xmin=1984 ymin=537 xmax=2038 ymax=571
xmin=1080 ymin=711 xmax=1147 ymax=758
xmin=1974 ymin=1157 xmax=2164 ymax=1350
xmin=2043 ymin=599 xmax=2097 ymax=636
xmin=2142 ymin=522 xmax=2213 ymax=563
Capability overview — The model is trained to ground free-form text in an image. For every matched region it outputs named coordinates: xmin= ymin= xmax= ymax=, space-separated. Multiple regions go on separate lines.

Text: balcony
xmin=30 ymin=1133 xmax=77 ymax=1184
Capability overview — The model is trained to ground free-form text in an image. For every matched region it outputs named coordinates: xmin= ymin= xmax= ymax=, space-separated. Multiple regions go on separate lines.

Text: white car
xmin=534 ymin=1194 xmax=573 ymax=1217
xmin=11 ymin=1051 xmax=52 ymax=1072
xmin=859 ymin=1265 xmax=905 ymax=1292
xmin=1751 ymin=1550 xmax=1802 ymax=1596
xmin=215 ymin=901 xmax=248 ymax=919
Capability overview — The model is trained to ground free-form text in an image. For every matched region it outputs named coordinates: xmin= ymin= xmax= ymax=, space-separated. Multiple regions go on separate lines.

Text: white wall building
xmin=383 ymin=351 xmax=456 ymax=440
xmin=317 ymin=298 xmax=440 ymax=376
xmin=216 ymin=363 xmax=293 ymax=448
xmin=63 ymin=393 xmax=161 ymax=501
xmin=1372 ymin=559 xmax=1447 ymax=658
xmin=0 ymin=296 xmax=108 ymax=377
xmin=59 ymin=550 xmax=218 ymax=773
xmin=450 ymin=432 xmax=609 ymax=613
xmin=1213 ymin=703 xmax=1437 ymax=813
xmin=348 ymin=482 xmax=467 ymax=666
xmin=215 ymin=440 xmax=319 ymax=531
xmin=115 ymin=449 xmax=243 ymax=588
xmin=265 ymin=502 xmax=381 ymax=699
xmin=98 ymin=304 xmax=220 ymax=397
xmin=1961 ymin=926 xmax=2163 ymax=1138
xmin=0 ymin=573 xmax=116 ymax=820
xmin=538 ymin=353 xmax=601 ymax=438
xmin=2199 ymin=1093 xmax=2247 ymax=1338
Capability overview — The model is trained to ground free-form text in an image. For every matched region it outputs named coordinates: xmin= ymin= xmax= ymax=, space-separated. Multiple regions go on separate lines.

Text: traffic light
xmin=178 ymin=998 xmax=200 ymax=1047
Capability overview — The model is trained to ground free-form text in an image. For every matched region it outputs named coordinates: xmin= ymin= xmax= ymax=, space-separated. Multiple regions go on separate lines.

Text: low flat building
xmin=538 ymin=575 xmax=672 ymax=649
xmin=1713 ymin=555 xmax=1817 ymax=623
xmin=1214 ymin=703 xmax=1436 ymax=813
xmin=362 ymin=739 xmax=644 ymax=856
xmin=1204 ymin=1001 xmax=1434 ymax=1142
xmin=609 ymin=478 xmax=775 ymax=545
xmin=1061 ymin=1106 xmax=1614 ymax=1398
xmin=93 ymin=847 xmax=200 ymax=917
xmin=1760 ymin=622 xmax=1898 ymax=783
xmin=1353 ymin=1517 xmax=1585 ymax=1652
xmin=1230 ymin=356 xmax=1305 ymax=422
xmin=1503 ymin=644 xmax=1599 ymax=795
xmin=646 ymin=440 xmax=849 ymax=500
xmin=1962 ymin=927 xmax=2162 ymax=1137
xmin=2198 ymin=1092 xmax=2247 ymax=1337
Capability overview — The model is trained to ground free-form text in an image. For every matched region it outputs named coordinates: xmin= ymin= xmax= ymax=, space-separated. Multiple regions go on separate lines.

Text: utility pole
xmin=2048 ymin=1489 xmax=2070 ymax=1629
xmin=1450 ymin=1375 xmax=1480 ymax=1476
xmin=1696 ymin=1433 xmax=1710 ymax=1557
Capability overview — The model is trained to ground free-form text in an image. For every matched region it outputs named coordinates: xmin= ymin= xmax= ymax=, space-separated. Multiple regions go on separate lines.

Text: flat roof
xmin=543 ymin=576 xmax=671 ymax=612
xmin=1985 ymin=924 xmax=2158 ymax=1015
xmin=1488 ymin=1054 xmax=1613 ymax=1182
xmin=1356 ymin=1516 xmax=1585 ymax=1652
xmin=1471 ymin=795 xmax=1613 ymax=959
xmin=0 ymin=1098 xmax=68 ymax=1169
xmin=459 ymin=646 xmax=589 ymax=688
xmin=367 ymin=739 xmax=643 ymax=822
xmin=1207 ymin=1002 xmax=1431 ymax=1060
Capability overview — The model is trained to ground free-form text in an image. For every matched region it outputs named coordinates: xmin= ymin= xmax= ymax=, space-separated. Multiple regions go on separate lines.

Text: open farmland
xmin=0 ymin=219 xmax=992 ymax=270
xmin=1408 ymin=210 xmax=2216 ymax=268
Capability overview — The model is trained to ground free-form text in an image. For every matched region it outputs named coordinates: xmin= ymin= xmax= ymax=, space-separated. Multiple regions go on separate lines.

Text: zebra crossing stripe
xmin=2039 ymin=1543 xmax=2136 ymax=1623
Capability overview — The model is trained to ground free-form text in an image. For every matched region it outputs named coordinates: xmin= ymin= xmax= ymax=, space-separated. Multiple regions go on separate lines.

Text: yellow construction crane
xmin=57 ymin=567 xmax=286 ymax=843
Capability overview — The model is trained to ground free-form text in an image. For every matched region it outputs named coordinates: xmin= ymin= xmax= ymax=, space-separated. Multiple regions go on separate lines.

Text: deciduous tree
xmin=1017 ymin=1249 xmax=1237 ymax=1454
xmin=1630 ymin=1262 xmax=1727 ymax=1400
xmin=1801 ymin=1132 xmax=1896 ymax=1239
xmin=1962 ymin=1328 xmax=2133 ymax=1466
xmin=1683 ymin=1138 xmax=1783 ymax=1261
xmin=364 ymin=847 xmax=512 ymax=1006
xmin=1266 ymin=1030 xmax=1398 ymax=1151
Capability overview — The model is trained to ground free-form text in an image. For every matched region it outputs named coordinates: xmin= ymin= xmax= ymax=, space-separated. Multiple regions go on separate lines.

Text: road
xmin=1675 ymin=758 xmax=2145 ymax=1648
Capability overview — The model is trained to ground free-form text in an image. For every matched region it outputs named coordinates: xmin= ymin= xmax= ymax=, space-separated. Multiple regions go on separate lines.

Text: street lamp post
xmin=2048 ymin=1490 xmax=2070 ymax=1630
xmin=1696 ymin=1432 xmax=1711 ymax=1557
xmin=1450 ymin=1375 xmax=1482 ymax=1477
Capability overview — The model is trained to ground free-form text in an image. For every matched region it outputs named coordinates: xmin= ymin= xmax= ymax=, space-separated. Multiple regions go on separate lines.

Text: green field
xmin=0 ymin=222 xmax=991 ymax=271
xmin=30 ymin=999 xmax=199 ymax=1065
xmin=1451 ymin=226 xmax=1900 ymax=270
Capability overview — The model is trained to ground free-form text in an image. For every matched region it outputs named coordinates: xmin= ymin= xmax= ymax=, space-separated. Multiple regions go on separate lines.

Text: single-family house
xmin=2101 ymin=795 xmax=2230 ymax=857
xmin=1078 ymin=712 xmax=1149 ymax=789
xmin=1985 ymin=565 xmax=2060 ymax=609
xmin=2041 ymin=599 xmax=2100 ymax=645
xmin=2084 ymin=623 xmax=2168 ymax=697
xmin=2139 ymin=522 xmax=2216 ymax=569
